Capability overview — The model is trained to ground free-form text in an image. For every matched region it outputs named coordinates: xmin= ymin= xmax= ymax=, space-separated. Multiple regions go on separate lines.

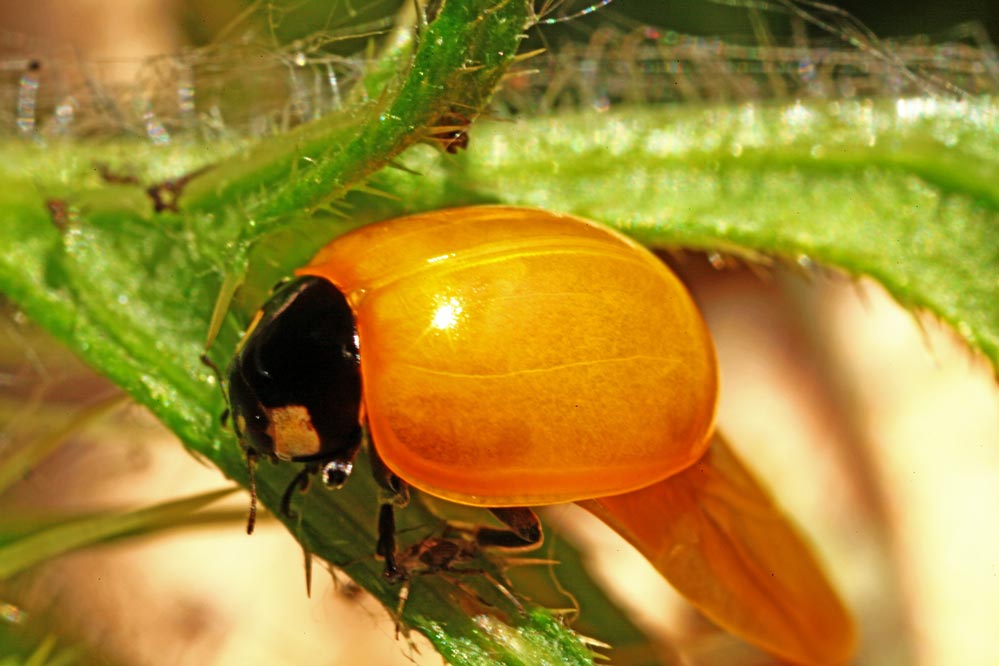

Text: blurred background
xmin=0 ymin=1 xmax=997 ymax=664
xmin=1 ymin=0 xmax=996 ymax=46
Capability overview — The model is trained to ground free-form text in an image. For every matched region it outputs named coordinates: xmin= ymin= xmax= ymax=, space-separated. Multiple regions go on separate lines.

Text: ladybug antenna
xmin=200 ymin=352 xmax=225 ymax=389
xmin=201 ymin=353 xmax=256 ymax=531
xmin=199 ymin=353 xmax=231 ymax=427
xmin=246 ymin=450 xmax=259 ymax=534
xmin=303 ymin=545 xmax=314 ymax=598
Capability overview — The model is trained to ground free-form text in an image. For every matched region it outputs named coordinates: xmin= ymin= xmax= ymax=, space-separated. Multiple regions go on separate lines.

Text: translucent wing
xmin=578 ymin=434 xmax=855 ymax=665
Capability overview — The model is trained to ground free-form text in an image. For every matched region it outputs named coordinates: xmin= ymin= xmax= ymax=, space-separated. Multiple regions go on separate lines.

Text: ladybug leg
xmin=244 ymin=450 xmax=259 ymax=534
xmin=377 ymin=503 xmax=403 ymax=580
xmin=280 ymin=466 xmax=313 ymax=521
xmin=471 ymin=507 xmax=543 ymax=551
xmin=369 ymin=443 xmax=411 ymax=581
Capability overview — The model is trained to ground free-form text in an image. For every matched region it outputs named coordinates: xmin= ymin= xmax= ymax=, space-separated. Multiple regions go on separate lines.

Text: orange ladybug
xmin=227 ymin=206 xmax=855 ymax=665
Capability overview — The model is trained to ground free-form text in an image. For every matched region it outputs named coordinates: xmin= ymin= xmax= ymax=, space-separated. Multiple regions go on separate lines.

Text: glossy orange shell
xmin=297 ymin=206 xmax=718 ymax=506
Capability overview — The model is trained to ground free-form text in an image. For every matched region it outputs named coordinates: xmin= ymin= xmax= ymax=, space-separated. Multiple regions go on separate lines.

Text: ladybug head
xmin=227 ymin=276 xmax=364 ymax=528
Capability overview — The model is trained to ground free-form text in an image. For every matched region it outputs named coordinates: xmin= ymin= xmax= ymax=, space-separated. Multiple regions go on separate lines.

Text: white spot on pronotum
xmin=267 ymin=404 xmax=321 ymax=459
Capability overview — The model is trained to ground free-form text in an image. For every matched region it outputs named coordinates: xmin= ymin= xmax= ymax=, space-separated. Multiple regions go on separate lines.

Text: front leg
xmin=369 ymin=440 xmax=410 ymax=580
